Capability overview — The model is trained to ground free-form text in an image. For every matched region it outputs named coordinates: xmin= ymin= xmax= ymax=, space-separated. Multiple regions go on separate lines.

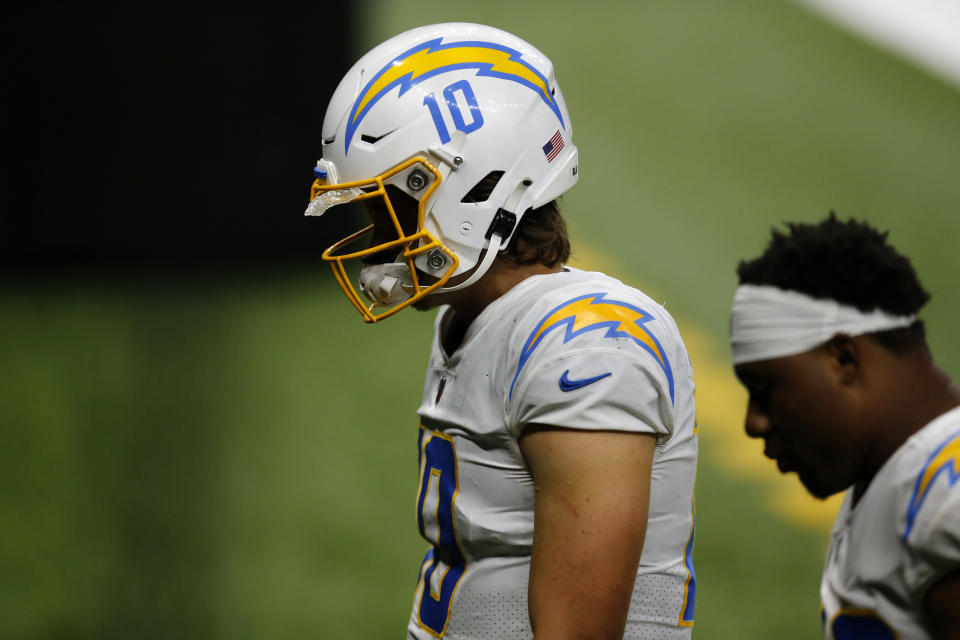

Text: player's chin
xmin=796 ymin=469 xmax=840 ymax=501
xmin=412 ymin=296 xmax=442 ymax=312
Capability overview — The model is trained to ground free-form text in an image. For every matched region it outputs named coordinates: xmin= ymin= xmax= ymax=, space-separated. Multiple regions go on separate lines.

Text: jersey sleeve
xmin=501 ymin=282 xmax=685 ymax=440
xmin=508 ymin=347 xmax=673 ymax=439
xmin=902 ymin=433 xmax=960 ymax=595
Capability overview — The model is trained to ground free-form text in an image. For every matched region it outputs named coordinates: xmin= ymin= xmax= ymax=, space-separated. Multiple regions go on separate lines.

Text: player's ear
xmin=824 ymin=334 xmax=859 ymax=385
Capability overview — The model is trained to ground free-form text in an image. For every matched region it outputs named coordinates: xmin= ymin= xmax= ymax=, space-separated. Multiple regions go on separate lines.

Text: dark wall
xmin=2 ymin=6 xmax=356 ymax=271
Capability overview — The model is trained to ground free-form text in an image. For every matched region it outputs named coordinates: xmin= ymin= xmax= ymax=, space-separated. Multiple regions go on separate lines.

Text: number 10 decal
xmin=415 ymin=428 xmax=466 ymax=636
xmin=422 ymin=79 xmax=485 ymax=145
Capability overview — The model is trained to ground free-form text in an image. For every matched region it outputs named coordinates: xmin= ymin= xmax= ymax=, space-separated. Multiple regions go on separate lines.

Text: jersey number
xmin=415 ymin=428 xmax=466 ymax=636
xmin=422 ymin=80 xmax=484 ymax=145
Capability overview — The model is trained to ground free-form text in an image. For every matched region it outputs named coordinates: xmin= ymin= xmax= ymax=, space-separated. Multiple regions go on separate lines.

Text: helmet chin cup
xmin=359 ymin=262 xmax=415 ymax=305
xmin=308 ymin=22 xmax=578 ymax=322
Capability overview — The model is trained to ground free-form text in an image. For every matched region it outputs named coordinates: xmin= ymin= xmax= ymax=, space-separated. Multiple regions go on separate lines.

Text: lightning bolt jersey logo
xmin=344 ymin=37 xmax=565 ymax=154
xmin=509 ymin=293 xmax=674 ymax=402
xmin=904 ymin=429 xmax=960 ymax=540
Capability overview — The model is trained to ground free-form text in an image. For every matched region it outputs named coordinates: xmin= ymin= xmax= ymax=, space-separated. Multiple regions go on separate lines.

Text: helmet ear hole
xmin=461 ymin=171 xmax=505 ymax=204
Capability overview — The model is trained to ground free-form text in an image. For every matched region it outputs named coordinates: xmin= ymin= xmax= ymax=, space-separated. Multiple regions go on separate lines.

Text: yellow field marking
xmin=569 ymin=245 xmax=841 ymax=532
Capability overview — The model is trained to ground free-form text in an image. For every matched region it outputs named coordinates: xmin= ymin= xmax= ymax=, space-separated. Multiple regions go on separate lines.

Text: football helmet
xmin=306 ymin=22 xmax=579 ymax=322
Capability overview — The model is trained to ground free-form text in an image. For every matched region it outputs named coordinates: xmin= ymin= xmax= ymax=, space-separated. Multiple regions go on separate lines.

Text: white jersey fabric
xmin=407 ymin=268 xmax=698 ymax=640
xmin=821 ymin=405 xmax=960 ymax=639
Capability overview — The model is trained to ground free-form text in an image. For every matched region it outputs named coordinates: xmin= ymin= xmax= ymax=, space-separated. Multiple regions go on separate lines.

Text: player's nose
xmin=744 ymin=401 xmax=771 ymax=439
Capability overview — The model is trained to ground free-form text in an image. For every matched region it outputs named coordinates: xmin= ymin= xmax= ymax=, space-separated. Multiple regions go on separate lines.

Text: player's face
xmin=362 ymin=186 xmax=420 ymax=265
xmin=734 ymin=349 xmax=865 ymax=499
xmin=361 ymin=191 xmax=473 ymax=315
xmin=361 ymin=188 xmax=495 ymax=315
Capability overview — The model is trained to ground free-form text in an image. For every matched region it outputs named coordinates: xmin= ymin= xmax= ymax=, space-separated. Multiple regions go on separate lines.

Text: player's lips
xmin=763 ymin=443 xmax=795 ymax=472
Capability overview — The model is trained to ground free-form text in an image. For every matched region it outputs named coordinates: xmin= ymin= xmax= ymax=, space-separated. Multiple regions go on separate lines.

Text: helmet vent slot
xmin=360 ymin=129 xmax=396 ymax=145
xmin=461 ymin=171 xmax=505 ymax=203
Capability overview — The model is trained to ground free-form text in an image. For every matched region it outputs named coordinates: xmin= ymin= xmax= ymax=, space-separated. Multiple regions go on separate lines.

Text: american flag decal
xmin=542 ymin=130 xmax=564 ymax=162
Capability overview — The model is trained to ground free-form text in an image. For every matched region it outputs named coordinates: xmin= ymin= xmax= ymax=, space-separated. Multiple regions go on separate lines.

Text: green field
xmin=3 ymin=1 xmax=960 ymax=638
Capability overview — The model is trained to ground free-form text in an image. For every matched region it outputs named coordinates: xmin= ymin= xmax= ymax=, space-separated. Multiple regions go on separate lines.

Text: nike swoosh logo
xmin=558 ymin=369 xmax=612 ymax=392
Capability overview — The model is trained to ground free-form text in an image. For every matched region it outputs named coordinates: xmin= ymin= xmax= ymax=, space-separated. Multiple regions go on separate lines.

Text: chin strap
xmin=435 ymin=208 xmax=516 ymax=293
xmin=434 ymin=231 xmax=504 ymax=293
xmin=361 ymin=208 xmax=513 ymax=303
xmin=358 ymin=261 xmax=415 ymax=305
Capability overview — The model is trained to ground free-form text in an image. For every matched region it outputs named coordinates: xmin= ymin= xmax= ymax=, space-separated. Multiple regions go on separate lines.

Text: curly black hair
xmin=737 ymin=212 xmax=930 ymax=350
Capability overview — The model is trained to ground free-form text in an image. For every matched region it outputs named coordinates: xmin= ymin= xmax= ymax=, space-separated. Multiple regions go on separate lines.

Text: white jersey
xmin=821 ymin=405 xmax=960 ymax=639
xmin=407 ymin=268 xmax=698 ymax=640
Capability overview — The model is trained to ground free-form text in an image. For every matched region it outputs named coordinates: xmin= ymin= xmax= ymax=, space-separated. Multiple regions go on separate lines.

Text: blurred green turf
xmin=0 ymin=273 xmax=826 ymax=639
xmin=4 ymin=0 xmax=960 ymax=638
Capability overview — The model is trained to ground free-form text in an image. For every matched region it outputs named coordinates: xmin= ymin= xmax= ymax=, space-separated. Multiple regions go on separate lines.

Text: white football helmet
xmin=306 ymin=22 xmax=578 ymax=322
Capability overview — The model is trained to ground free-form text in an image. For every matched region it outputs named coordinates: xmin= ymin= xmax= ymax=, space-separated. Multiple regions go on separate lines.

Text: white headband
xmin=730 ymin=284 xmax=916 ymax=365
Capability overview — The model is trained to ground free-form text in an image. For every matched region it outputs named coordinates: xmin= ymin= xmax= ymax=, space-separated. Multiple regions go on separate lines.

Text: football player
xmin=730 ymin=214 xmax=960 ymax=639
xmin=307 ymin=23 xmax=698 ymax=639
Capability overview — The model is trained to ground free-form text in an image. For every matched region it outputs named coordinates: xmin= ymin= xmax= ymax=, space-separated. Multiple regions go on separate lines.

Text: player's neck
xmin=862 ymin=351 xmax=960 ymax=483
xmin=441 ymin=260 xmax=562 ymax=353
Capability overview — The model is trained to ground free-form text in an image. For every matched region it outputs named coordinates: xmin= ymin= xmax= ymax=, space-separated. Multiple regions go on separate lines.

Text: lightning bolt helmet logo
xmin=345 ymin=37 xmax=565 ymax=155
